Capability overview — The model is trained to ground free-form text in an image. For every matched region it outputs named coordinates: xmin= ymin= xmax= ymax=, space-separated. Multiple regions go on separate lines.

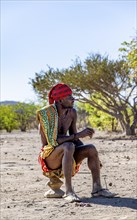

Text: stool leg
xmin=44 ymin=176 xmax=64 ymax=198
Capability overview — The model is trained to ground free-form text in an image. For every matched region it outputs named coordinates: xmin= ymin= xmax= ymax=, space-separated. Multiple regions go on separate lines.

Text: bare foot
xmin=91 ymin=189 xmax=118 ymax=198
xmin=63 ymin=193 xmax=81 ymax=203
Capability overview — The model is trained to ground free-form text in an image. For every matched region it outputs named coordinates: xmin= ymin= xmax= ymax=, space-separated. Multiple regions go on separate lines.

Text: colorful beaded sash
xmin=37 ymin=104 xmax=58 ymax=159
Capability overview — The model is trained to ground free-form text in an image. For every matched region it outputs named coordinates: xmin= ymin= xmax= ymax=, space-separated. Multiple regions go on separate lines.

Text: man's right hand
xmin=75 ymin=128 xmax=95 ymax=139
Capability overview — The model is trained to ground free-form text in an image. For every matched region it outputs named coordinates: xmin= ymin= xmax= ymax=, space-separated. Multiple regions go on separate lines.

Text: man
xmin=37 ymin=83 xmax=116 ymax=202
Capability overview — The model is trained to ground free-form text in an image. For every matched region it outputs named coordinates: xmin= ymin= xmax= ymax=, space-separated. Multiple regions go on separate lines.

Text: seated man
xmin=37 ymin=83 xmax=116 ymax=202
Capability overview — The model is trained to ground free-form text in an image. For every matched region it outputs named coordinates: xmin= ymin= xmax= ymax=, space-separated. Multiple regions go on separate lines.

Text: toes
xmin=91 ymin=189 xmax=118 ymax=198
xmin=63 ymin=193 xmax=81 ymax=203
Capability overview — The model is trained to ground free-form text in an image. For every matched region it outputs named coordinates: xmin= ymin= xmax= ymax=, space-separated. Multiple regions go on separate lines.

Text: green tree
xmin=76 ymin=103 xmax=90 ymax=130
xmin=30 ymin=51 xmax=137 ymax=135
xmin=0 ymin=105 xmax=19 ymax=132
xmin=119 ymin=37 xmax=137 ymax=75
xmin=119 ymin=37 xmax=137 ymax=134
xmin=14 ymin=102 xmax=38 ymax=132
xmin=77 ymin=101 xmax=118 ymax=132
xmin=15 ymin=103 xmax=37 ymax=132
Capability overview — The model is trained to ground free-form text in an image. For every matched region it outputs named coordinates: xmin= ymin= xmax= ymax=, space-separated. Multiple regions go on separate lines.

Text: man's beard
xmin=61 ymin=104 xmax=73 ymax=109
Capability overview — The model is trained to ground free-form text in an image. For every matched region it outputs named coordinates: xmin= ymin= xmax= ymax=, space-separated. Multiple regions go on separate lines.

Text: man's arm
xmin=69 ymin=108 xmax=78 ymax=135
xmin=57 ymin=134 xmax=75 ymax=145
xmin=69 ymin=108 xmax=95 ymax=139
xmin=57 ymin=108 xmax=95 ymax=145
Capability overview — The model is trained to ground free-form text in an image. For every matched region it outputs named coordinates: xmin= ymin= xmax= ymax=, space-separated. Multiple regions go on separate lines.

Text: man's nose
xmin=72 ymin=97 xmax=75 ymax=101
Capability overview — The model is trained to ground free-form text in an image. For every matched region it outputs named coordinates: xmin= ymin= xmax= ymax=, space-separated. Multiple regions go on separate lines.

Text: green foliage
xmin=77 ymin=102 xmax=118 ymax=131
xmin=14 ymin=102 xmax=38 ymax=132
xmin=0 ymin=103 xmax=39 ymax=132
xmin=76 ymin=102 xmax=90 ymax=130
xmin=119 ymin=38 xmax=137 ymax=76
xmin=0 ymin=105 xmax=19 ymax=132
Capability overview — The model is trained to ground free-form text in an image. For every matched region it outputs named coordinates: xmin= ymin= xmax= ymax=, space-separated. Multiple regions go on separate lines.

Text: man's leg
xmin=74 ymin=144 xmax=102 ymax=192
xmin=74 ymin=144 xmax=117 ymax=197
xmin=45 ymin=142 xmax=76 ymax=196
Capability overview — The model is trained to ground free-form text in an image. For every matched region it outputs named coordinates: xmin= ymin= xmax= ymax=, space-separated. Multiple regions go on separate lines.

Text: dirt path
xmin=1 ymin=130 xmax=137 ymax=220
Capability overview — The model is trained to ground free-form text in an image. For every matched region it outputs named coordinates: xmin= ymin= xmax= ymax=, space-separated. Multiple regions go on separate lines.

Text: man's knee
xmin=87 ymin=144 xmax=98 ymax=157
xmin=62 ymin=142 xmax=75 ymax=154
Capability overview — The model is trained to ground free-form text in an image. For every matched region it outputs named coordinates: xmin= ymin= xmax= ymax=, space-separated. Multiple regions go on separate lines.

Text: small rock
xmin=75 ymin=202 xmax=92 ymax=207
xmin=70 ymin=211 xmax=76 ymax=214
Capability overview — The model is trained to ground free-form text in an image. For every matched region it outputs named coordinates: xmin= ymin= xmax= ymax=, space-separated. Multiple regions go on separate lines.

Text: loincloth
xmin=38 ymin=146 xmax=81 ymax=178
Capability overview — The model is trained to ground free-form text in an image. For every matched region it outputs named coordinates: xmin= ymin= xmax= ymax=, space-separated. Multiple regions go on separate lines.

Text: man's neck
xmin=55 ymin=102 xmax=68 ymax=117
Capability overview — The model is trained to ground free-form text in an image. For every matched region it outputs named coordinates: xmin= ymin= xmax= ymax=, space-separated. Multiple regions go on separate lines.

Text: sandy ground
xmin=0 ymin=130 xmax=137 ymax=220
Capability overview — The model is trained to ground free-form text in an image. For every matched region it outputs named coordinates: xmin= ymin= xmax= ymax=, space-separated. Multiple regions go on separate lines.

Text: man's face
xmin=60 ymin=95 xmax=75 ymax=108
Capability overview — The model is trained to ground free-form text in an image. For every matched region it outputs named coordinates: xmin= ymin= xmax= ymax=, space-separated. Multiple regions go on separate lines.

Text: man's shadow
xmin=81 ymin=197 xmax=137 ymax=210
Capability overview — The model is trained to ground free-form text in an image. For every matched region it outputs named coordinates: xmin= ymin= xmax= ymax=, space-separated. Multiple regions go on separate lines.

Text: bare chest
xmin=58 ymin=114 xmax=72 ymax=135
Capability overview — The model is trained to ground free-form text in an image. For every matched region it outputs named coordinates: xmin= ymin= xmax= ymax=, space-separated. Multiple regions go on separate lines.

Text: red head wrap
xmin=48 ymin=83 xmax=72 ymax=104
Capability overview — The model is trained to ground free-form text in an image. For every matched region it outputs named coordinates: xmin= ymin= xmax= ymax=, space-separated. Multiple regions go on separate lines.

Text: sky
xmin=1 ymin=0 xmax=136 ymax=103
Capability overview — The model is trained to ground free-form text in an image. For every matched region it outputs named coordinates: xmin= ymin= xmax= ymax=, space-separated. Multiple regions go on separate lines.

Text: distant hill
xmin=0 ymin=101 xmax=20 ymax=105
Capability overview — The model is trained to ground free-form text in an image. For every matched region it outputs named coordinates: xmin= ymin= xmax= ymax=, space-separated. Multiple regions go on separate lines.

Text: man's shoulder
xmin=39 ymin=104 xmax=55 ymax=111
xmin=68 ymin=107 xmax=77 ymax=116
xmin=37 ymin=104 xmax=56 ymax=116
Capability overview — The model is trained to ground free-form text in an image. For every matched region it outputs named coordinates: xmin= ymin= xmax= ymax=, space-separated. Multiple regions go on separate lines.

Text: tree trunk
xmin=119 ymin=118 xmax=125 ymax=131
xmin=125 ymin=124 xmax=136 ymax=135
xmin=130 ymin=111 xmax=137 ymax=135
xmin=125 ymin=125 xmax=132 ymax=135
xmin=111 ymin=118 xmax=117 ymax=132
xmin=6 ymin=128 xmax=12 ymax=133
xmin=130 ymin=126 xmax=136 ymax=135
xmin=125 ymin=111 xmax=137 ymax=135
xmin=119 ymin=118 xmax=136 ymax=135
xmin=20 ymin=124 xmax=27 ymax=132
